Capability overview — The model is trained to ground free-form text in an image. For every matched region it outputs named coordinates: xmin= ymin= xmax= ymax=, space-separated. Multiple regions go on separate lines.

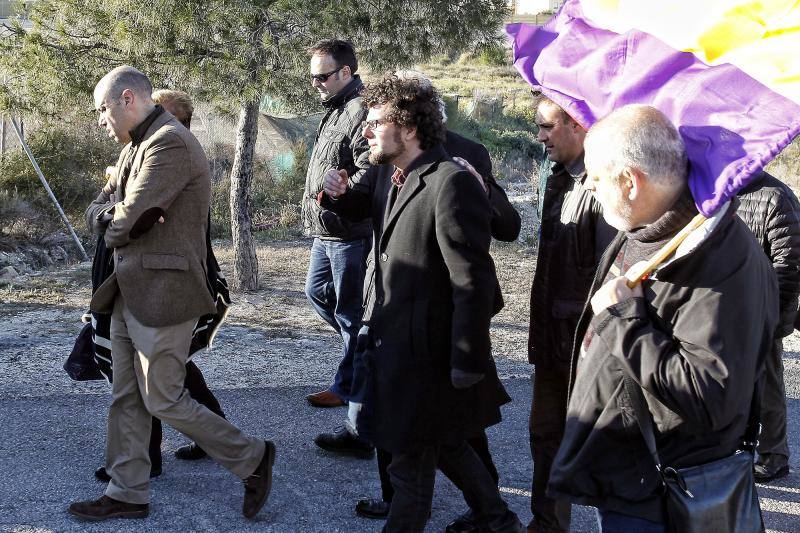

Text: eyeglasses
xmin=361 ymin=119 xmax=390 ymax=131
xmin=310 ymin=66 xmax=343 ymax=83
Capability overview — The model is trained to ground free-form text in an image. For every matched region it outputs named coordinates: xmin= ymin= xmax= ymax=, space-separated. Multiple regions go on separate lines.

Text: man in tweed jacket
xmin=68 ymin=66 xmax=274 ymax=522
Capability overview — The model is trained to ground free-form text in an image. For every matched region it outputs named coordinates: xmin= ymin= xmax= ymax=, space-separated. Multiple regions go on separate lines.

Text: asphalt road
xmin=0 ymin=332 xmax=798 ymax=532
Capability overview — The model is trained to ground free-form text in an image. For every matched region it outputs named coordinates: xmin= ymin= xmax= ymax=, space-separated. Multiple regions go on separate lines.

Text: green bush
xmin=448 ymin=103 xmax=543 ymax=181
xmin=0 ymin=123 xmax=119 ymax=236
xmin=475 ymin=43 xmax=509 ymax=67
xmin=209 ymin=140 xmax=308 ymax=239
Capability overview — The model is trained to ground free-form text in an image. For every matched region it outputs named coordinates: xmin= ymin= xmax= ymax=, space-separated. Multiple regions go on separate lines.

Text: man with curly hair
xmin=320 ymin=75 xmax=522 ymax=532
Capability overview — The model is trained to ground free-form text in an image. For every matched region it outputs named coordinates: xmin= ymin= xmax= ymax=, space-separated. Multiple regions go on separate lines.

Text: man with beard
xmin=301 ymin=39 xmax=372 ymax=410
xmin=549 ymin=105 xmax=777 ymax=531
xmin=313 ymin=71 xmax=521 ymax=532
xmin=321 ymin=75 xmax=523 ymax=532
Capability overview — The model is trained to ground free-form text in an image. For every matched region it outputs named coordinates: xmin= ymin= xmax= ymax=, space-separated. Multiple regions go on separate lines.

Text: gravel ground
xmin=0 ymin=187 xmax=798 ymax=531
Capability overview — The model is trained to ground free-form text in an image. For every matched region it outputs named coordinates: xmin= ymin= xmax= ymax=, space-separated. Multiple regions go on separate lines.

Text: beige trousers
xmin=104 ymin=294 xmax=264 ymax=504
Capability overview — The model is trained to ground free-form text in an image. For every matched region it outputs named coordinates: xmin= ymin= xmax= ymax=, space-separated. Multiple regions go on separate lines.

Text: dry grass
xmin=766 ymin=136 xmax=800 ymax=190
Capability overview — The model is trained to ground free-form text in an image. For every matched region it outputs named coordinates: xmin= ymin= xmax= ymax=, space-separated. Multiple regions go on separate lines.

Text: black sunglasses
xmin=311 ymin=66 xmax=343 ymax=83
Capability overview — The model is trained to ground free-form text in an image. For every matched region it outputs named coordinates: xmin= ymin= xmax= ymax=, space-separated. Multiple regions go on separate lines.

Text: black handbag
xmin=63 ymin=322 xmax=105 ymax=381
xmin=622 ymin=375 xmax=765 ymax=533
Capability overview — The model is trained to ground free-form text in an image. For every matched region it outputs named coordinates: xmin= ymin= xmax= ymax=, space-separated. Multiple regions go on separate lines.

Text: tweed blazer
xmin=88 ymin=111 xmax=216 ymax=327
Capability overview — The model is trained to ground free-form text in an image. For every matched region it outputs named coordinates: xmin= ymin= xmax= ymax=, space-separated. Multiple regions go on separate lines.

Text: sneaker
xmin=242 ymin=440 xmax=276 ymax=519
xmin=314 ymin=426 xmax=375 ymax=459
xmin=68 ymin=495 xmax=149 ymax=521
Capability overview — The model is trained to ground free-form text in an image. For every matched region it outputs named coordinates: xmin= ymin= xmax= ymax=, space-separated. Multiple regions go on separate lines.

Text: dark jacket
xmin=301 ymin=76 xmax=371 ymax=240
xmin=444 ymin=130 xmax=521 ymax=242
xmin=528 ymin=162 xmax=615 ymax=366
xmin=323 ymin=145 xmax=511 ymax=453
xmin=548 ymin=202 xmax=779 ymax=522
xmin=736 ymin=172 xmax=800 ymax=337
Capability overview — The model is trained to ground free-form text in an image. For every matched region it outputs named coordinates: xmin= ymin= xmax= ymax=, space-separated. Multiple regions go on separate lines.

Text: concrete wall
xmin=511 ymin=0 xmax=563 ymax=15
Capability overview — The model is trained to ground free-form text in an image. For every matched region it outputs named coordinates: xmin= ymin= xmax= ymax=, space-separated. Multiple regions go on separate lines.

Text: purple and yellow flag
xmin=508 ymin=0 xmax=800 ymax=216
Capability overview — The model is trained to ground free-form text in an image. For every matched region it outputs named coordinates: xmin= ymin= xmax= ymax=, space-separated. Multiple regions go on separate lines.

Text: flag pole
xmin=625 ymin=213 xmax=708 ymax=288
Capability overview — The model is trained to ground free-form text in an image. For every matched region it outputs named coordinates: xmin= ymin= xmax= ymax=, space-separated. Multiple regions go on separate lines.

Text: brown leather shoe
xmin=306 ymin=389 xmax=345 ymax=407
xmin=243 ymin=440 xmax=276 ymax=519
xmin=68 ymin=495 xmax=149 ymax=521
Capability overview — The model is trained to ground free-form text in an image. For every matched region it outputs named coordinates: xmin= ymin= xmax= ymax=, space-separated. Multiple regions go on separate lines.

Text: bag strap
xmin=622 ymin=374 xmax=663 ymax=470
xmin=623 ymin=373 xmax=762 ymax=468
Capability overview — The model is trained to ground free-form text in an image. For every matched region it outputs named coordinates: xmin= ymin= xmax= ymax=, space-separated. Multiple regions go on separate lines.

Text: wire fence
xmin=0 ymin=0 xmax=35 ymax=20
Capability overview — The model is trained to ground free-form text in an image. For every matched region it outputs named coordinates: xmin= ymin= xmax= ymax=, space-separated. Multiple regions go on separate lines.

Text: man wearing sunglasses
xmin=302 ymin=39 xmax=373 ymax=412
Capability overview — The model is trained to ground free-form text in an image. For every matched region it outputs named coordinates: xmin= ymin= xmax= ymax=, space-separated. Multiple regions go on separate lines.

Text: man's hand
xmin=453 ymin=156 xmax=488 ymax=195
xmin=590 ymin=276 xmax=643 ymax=315
xmin=322 ymin=168 xmax=349 ymax=198
xmin=451 ymin=368 xmax=485 ymax=389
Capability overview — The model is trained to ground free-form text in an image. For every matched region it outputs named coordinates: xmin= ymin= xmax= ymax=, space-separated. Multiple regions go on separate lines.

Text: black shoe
xmin=94 ymin=465 xmax=162 ymax=482
xmin=175 ymin=443 xmax=207 ymax=460
xmin=446 ymin=510 xmax=481 ymax=533
xmin=243 ymin=440 xmax=276 ymax=519
xmin=754 ymin=461 xmax=790 ymax=483
xmin=68 ymin=495 xmax=149 ymax=521
xmin=355 ymin=498 xmax=390 ymax=519
xmin=314 ymin=426 xmax=374 ymax=459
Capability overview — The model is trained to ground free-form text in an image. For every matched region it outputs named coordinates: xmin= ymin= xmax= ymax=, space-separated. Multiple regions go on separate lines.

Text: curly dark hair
xmin=362 ymin=74 xmax=446 ymax=150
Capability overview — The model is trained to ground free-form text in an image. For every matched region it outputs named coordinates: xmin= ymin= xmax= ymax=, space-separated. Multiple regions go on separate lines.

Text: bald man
xmin=69 ymin=66 xmax=274 ymax=521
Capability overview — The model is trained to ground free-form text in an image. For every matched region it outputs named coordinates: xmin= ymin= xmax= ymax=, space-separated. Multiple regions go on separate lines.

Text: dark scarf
xmin=321 ymin=75 xmax=363 ymax=110
xmin=119 ymin=105 xmax=165 ymax=195
xmin=622 ymin=187 xmax=698 ymax=267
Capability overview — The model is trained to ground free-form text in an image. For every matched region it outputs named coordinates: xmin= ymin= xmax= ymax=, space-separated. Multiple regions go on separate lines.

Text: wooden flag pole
xmin=625 ymin=213 xmax=708 ymax=288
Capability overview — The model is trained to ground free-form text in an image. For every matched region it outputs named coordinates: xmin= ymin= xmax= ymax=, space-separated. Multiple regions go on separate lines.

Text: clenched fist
xmin=323 ymin=168 xmax=349 ymax=198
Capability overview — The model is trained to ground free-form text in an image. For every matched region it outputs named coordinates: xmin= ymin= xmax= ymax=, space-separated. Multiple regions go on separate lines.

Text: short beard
xmin=602 ymin=193 xmax=635 ymax=232
xmin=368 ymin=129 xmax=405 ymax=165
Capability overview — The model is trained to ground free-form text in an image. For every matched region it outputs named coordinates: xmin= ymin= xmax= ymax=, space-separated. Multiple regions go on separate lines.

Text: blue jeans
xmin=305 ymin=237 xmax=369 ymax=401
xmin=596 ymin=508 xmax=666 ymax=533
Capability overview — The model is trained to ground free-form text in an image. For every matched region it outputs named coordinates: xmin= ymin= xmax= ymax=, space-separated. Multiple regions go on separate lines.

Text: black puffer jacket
xmin=548 ymin=203 xmax=778 ymax=522
xmin=736 ymin=172 xmax=800 ymax=338
xmin=301 ymin=76 xmax=371 ymax=240
xmin=528 ymin=162 xmax=615 ymax=366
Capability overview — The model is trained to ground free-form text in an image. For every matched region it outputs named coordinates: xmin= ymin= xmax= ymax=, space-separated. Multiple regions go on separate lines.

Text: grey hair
xmin=394 ymin=69 xmax=447 ymax=123
xmin=100 ymin=66 xmax=153 ymax=102
xmin=585 ymin=105 xmax=687 ymax=187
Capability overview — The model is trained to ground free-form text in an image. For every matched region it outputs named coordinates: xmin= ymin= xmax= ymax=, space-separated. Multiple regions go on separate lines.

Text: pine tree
xmin=1 ymin=0 xmax=508 ymax=289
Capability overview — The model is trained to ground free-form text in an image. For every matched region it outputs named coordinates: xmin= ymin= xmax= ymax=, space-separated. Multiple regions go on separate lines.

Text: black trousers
xmin=147 ymin=360 xmax=225 ymax=467
xmin=528 ymin=364 xmax=571 ymax=533
xmin=757 ymin=338 xmax=790 ymax=463
xmin=383 ymin=441 xmax=517 ymax=533
xmin=376 ymin=431 xmax=500 ymax=506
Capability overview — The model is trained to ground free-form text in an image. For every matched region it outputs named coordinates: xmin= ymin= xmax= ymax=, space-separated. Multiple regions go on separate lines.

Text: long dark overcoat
xmin=324 ymin=144 xmax=511 ymax=454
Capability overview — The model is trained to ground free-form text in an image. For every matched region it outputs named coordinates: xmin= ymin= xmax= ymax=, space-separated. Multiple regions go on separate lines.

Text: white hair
xmin=585 ymin=105 xmax=687 ymax=188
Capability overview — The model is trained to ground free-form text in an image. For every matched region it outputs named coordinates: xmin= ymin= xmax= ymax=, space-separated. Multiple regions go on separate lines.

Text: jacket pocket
xmin=142 ymin=253 xmax=189 ymax=271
